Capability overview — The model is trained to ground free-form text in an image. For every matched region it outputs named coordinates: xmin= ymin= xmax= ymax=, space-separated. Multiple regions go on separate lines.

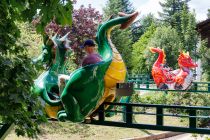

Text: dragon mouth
xmin=190 ymin=63 xmax=198 ymax=68
xmin=119 ymin=11 xmax=139 ymax=29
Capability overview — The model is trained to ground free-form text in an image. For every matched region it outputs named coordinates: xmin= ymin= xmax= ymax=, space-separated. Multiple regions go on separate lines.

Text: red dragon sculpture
xmin=150 ymin=47 xmax=198 ymax=90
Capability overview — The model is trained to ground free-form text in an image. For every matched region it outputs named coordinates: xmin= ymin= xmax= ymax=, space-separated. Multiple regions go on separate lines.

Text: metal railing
xmin=127 ymin=78 xmax=210 ymax=93
xmin=131 ymin=82 xmax=210 ymax=93
xmin=89 ymin=102 xmax=210 ymax=134
xmin=128 ymin=74 xmax=210 ymax=93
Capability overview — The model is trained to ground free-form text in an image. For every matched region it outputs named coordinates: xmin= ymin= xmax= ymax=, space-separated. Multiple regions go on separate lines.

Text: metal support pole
xmin=189 ymin=109 xmax=196 ymax=128
xmin=98 ymin=104 xmax=105 ymax=122
xmin=194 ymin=83 xmax=198 ymax=91
xmin=156 ymin=107 xmax=163 ymax=126
xmin=126 ymin=104 xmax=132 ymax=124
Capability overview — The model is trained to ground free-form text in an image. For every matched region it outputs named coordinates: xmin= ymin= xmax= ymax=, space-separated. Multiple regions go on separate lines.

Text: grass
xmin=5 ymin=113 xmax=188 ymax=140
xmin=5 ymin=118 xmax=210 ymax=140
xmin=5 ymin=121 xmax=159 ymax=140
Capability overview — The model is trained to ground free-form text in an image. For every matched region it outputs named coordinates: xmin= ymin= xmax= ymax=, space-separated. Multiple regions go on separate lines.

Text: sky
xmin=74 ymin=0 xmax=210 ymax=22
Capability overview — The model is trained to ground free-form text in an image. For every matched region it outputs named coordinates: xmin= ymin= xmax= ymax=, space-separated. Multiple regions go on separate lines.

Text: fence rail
xmin=127 ymin=77 xmax=210 ymax=93
xmin=89 ymin=102 xmax=210 ymax=134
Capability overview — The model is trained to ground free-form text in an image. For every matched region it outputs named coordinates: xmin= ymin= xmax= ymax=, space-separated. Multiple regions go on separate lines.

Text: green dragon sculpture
xmin=32 ymin=11 xmax=138 ymax=122
xmin=32 ymin=33 xmax=71 ymax=118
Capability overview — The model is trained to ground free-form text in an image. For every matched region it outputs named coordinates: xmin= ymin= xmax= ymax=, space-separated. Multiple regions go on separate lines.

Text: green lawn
xmin=5 ymin=113 xmax=187 ymax=140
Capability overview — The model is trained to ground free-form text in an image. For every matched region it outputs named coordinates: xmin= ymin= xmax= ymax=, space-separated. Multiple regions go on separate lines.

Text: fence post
xmin=208 ymin=83 xmax=210 ymax=92
xmin=98 ymin=104 xmax=105 ymax=122
xmin=126 ymin=104 xmax=132 ymax=124
xmin=194 ymin=83 xmax=198 ymax=91
xmin=137 ymin=81 xmax=140 ymax=89
xmin=156 ymin=107 xmax=163 ymax=126
xmin=189 ymin=109 xmax=196 ymax=128
xmin=146 ymin=81 xmax=149 ymax=89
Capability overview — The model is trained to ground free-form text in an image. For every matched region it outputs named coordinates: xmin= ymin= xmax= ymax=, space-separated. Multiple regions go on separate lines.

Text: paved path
xmin=160 ymin=133 xmax=210 ymax=140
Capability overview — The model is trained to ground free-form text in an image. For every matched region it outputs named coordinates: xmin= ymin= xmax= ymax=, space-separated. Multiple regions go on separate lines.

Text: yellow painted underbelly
xmin=90 ymin=42 xmax=127 ymax=115
xmin=45 ymin=104 xmax=63 ymax=119
xmin=89 ymin=27 xmax=127 ymax=116
xmin=102 ymin=43 xmax=127 ymax=104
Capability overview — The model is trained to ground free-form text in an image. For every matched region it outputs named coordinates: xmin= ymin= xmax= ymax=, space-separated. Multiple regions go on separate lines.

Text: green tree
xmin=145 ymin=26 xmax=183 ymax=71
xmin=131 ymin=24 xmax=157 ymax=74
xmin=121 ymin=0 xmax=135 ymax=14
xmin=131 ymin=13 xmax=157 ymax=43
xmin=199 ymin=40 xmax=210 ymax=81
xmin=140 ymin=14 xmax=157 ymax=36
xmin=159 ymin=0 xmax=198 ymax=58
xmin=180 ymin=4 xmax=197 ymax=54
xmin=103 ymin=0 xmax=123 ymax=18
xmin=17 ymin=22 xmax=43 ymax=58
xmin=159 ymin=0 xmax=190 ymax=34
xmin=121 ymin=0 xmax=142 ymax=43
xmin=207 ymin=9 xmax=210 ymax=18
xmin=131 ymin=20 xmax=141 ymax=42
xmin=103 ymin=0 xmax=133 ymax=71
xmin=0 ymin=0 xmax=73 ymax=137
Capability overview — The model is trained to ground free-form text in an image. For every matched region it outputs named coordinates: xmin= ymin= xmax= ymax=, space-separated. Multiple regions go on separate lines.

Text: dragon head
xmin=178 ymin=52 xmax=197 ymax=68
xmin=118 ymin=12 xmax=139 ymax=29
xmin=51 ymin=32 xmax=71 ymax=49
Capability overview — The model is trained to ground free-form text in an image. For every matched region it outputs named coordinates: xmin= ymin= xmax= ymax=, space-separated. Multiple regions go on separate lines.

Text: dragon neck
xmin=107 ymin=26 xmax=116 ymax=49
xmin=107 ymin=26 xmax=124 ymax=60
xmin=50 ymin=45 xmax=68 ymax=74
xmin=154 ymin=50 xmax=166 ymax=67
xmin=96 ymin=17 xmax=129 ymax=62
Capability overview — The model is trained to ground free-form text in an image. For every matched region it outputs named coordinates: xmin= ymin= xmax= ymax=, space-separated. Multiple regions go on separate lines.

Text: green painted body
xmin=58 ymin=16 xmax=134 ymax=122
xmin=32 ymin=35 xmax=71 ymax=106
xmin=32 ymin=13 xmax=136 ymax=122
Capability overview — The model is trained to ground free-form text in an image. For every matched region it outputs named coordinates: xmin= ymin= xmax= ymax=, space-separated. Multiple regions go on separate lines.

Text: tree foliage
xmin=70 ymin=4 xmax=102 ymax=65
xmin=0 ymin=0 xmax=73 ymax=137
xmin=131 ymin=20 xmax=142 ymax=43
xmin=134 ymin=13 xmax=157 ymax=41
xmin=30 ymin=1 xmax=73 ymax=34
xmin=159 ymin=0 xmax=190 ymax=34
xmin=17 ymin=22 xmax=43 ymax=58
xmin=207 ymin=9 xmax=210 ymax=18
xmin=121 ymin=0 xmax=142 ymax=43
xmin=121 ymin=0 xmax=135 ymax=14
xmin=159 ymin=0 xmax=197 ymax=54
xmin=180 ymin=3 xmax=197 ymax=54
xmin=131 ymin=24 xmax=157 ymax=74
xmin=200 ymin=9 xmax=210 ymax=80
xmin=198 ymin=40 xmax=210 ymax=81
xmin=44 ymin=4 xmax=102 ymax=66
